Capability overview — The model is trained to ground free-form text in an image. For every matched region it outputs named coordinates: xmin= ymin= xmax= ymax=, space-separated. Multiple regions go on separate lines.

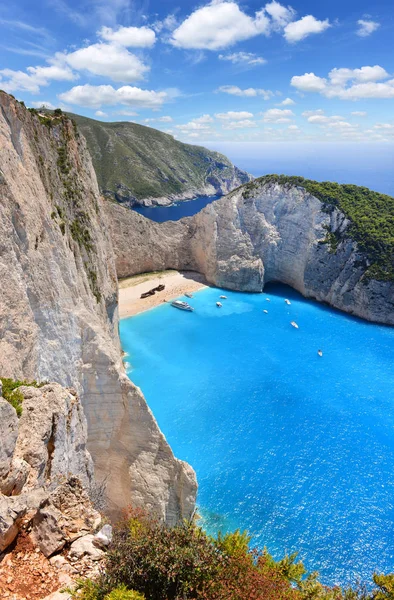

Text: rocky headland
xmin=70 ymin=113 xmax=252 ymax=207
xmin=107 ymin=177 xmax=394 ymax=325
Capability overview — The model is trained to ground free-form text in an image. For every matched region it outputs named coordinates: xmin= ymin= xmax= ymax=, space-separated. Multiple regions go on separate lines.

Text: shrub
xmin=0 ymin=377 xmax=43 ymax=417
xmin=104 ymin=586 xmax=146 ymax=600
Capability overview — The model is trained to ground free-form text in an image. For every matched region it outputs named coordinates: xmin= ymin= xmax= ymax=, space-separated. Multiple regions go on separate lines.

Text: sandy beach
xmin=119 ymin=270 xmax=209 ymax=318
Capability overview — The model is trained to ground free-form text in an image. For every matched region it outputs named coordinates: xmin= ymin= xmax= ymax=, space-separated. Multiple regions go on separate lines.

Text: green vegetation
xmin=67 ymin=508 xmax=394 ymax=600
xmin=1 ymin=377 xmax=44 ymax=417
xmin=69 ymin=113 xmax=249 ymax=202
xmin=243 ymin=175 xmax=394 ymax=282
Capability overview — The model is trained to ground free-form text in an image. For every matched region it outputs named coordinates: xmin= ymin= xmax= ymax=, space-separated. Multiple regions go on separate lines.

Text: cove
xmin=132 ymin=194 xmax=220 ymax=222
xmin=119 ymin=283 xmax=394 ymax=587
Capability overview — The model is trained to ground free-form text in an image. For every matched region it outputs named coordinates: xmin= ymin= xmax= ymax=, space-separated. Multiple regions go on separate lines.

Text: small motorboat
xmin=318 ymin=349 xmax=323 ymax=357
xmin=265 ymin=298 xmax=270 ymax=302
xmin=263 ymin=309 xmax=268 ymax=314
xmin=216 ymin=302 xmax=222 ymax=308
xmin=185 ymin=292 xmax=193 ymax=298
xmin=290 ymin=321 xmax=299 ymax=329
xmin=285 ymin=299 xmax=291 ymax=305
xmin=220 ymin=295 xmax=227 ymax=299
xmin=171 ymin=300 xmax=194 ymax=312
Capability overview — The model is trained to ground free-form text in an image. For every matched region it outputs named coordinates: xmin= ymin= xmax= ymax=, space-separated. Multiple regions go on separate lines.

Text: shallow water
xmin=133 ymin=194 xmax=220 ymax=222
xmin=120 ymin=283 xmax=394 ymax=587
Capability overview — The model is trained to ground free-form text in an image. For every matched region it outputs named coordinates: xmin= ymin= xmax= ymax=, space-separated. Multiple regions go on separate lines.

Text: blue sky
xmin=1 ymin=0 xmax=394 ymax=143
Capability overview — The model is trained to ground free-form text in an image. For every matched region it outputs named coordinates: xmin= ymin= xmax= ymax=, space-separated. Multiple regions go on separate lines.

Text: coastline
xmin=119 ymin=270 xmax=209 ymax=318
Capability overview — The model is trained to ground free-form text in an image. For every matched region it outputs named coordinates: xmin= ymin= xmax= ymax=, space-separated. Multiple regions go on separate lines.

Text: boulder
xmin=93 ymin=523 xmax=113 ymax=548
xmin=31 ymin=477 xmax=101 ymax=557
xmin=69 ymin=534 xmax=104 ymax=561
xmin=0 ymin=494 xmax=26 ymax=551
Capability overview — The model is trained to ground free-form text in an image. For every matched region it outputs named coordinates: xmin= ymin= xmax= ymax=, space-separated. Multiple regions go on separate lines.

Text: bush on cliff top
xmin=68 ymin=508 xmax=394 ymax=600
xmin=244 ymin=175 xmax=394 ymax=282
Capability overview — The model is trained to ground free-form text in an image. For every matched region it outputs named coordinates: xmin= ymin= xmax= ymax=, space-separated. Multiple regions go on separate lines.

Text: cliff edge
xmin=0 ymin=92 xmax=197 ymax=523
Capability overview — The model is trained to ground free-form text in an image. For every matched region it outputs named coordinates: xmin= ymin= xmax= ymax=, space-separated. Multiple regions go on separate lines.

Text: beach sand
xmin=119 ymin=270 xmax=208 ymax=318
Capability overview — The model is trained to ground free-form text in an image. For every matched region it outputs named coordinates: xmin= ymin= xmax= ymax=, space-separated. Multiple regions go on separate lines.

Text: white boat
xmin=318 ymin=350 xmax=323 ymax=357
xmin=185 ymin=292 xmax=193 ymax=298
xmin=220 ymin=295 xmax=227 ymax=299
xmin=285 ymin=299 xmax=291 ymax=305
xmin=216 ymin=302 xmax=222 ymax=308
xmin=265 ymin=298 xmax=270 ymax=302
xmin=290 ymin=321 xmax=299 ymax=329
xmin=171 ymin=300 xmax=194 ymax=312
xmin=263 ymin=309 xmax=268 ymax=314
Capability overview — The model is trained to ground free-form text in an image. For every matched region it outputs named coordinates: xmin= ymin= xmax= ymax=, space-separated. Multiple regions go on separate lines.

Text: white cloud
xmin=373 ymin=123 xmax=394 ymax=130
xmin=291 ymin=72 xmax=327 ymax=92
xmin=284 ymin=15 xmax=330 ymax=43
xmin=175 ymin=114 xmax=214 ymax=131
xmin=0 ymin=62 xmax=77 ymax=93
xmin=288 ymin=124 xmax=299 ymax=130
xmin=278 ymin=97 xmax=295 ymax=106
xmin=301 ymin=109 xmax=325 ymax=117
xmin=99 ymin=25 xmax=156 ymax=47
xmin=351 ymin=111 xmax=367 ymax=116
xmin=60 ymin=43 xmax=149 ymax=83
xmin=222 ymin=119 xmax=257 ymax=129
xmin=215 ymin=111 xmax=254 ymax=120
xmin=153 ymin=14 xmax=178 ymax=33
xmin=170 ymin=1 xmax=270 ymax=50
xmin=219 ymin=52 xmax=266 ymax=66
xmin=291 ymin=65 xmax=394 ymax=99
xmin=95 ymin=110 xmax=108 ymax=117
xmin=217 ymin=85 xmax=274 ymax=100
xmin=59 ymin=84 xmax=168 ymax=109
xmin=356 ymin=19 xmax=380 ymax=37
xmin=262 ymin=108 xmax=294 ymax=122
xmin=143 ymin=116 xmax=173 ymax=123
xmin=30 ymin=100 xmax=56 ymax=109
xmin=114 ymin=109 xmax=138 ymax=116
xmin=264 ymin=1 xmax=295 ymax=29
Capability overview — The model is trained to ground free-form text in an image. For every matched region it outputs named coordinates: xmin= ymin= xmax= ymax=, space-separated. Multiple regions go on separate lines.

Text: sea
xmin=120 ymin=284 xmax=394 ymax=588
xmin=134 ymin=142 xmax=394 ymax=222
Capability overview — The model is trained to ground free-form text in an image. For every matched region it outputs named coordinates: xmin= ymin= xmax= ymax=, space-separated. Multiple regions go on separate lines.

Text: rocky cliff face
xmin=0 ymin=92 xmax=197 ymax=523
xmin=106 ymin=180 xmax=394 ymax=325
xmin=70 ymin=113 xmax=252 ymax=207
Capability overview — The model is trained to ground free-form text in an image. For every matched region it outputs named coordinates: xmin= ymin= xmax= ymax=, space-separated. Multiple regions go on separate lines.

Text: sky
xmin=1 ymin=0 xmax=394 ymax=145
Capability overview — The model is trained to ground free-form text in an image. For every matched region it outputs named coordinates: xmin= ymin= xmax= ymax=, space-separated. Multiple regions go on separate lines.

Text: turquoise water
xmin=120 ymin=284 xmax=394 ymax=587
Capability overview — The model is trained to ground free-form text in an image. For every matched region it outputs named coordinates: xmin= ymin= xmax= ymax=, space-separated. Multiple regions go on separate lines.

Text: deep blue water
xmin=204 ymin=142 xmax=394 ymax=197
xmin=133 ymin=194 xmax=220 ymax=222
xmin=120 ymin=284 xmax=394 ymax=587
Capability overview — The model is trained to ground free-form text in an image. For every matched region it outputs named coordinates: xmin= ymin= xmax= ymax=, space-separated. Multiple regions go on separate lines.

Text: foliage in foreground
xmin=242 ymin=175 xmax=394 ymax=282
xmin=0 ymin=377 xmax=44 ymax=417
xmin=67 ymin=508 xmax=394 ymax=600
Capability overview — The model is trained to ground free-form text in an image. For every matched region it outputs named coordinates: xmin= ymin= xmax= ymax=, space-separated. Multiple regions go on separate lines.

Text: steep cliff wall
xmin=106 ymin=180 xmax=394 ymax=325
xmin=0 ymin=92 xmax=196 ymax=523
xmin=70 ymin=113 xmax=251 ymax=207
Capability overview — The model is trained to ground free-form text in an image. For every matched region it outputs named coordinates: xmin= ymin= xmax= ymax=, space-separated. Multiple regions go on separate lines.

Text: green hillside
xmin=69 ymin=114 xmax=250 ymax=204
xmin=243 ymin=174 xmax=394 ymax=281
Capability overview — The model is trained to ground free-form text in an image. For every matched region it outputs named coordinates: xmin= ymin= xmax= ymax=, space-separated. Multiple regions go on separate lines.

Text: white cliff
xmin=106 ymin=180 xmax=394 ymax=325
xmin=0 ymin=92 xmax=197 ymax=523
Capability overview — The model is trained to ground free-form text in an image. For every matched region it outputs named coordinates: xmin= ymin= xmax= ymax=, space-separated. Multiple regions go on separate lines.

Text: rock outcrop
xmin=71 ymin=113 xmax=252 ymax=207
xmin=0 ymin=92 xmax=197 ymax=523
xmin=106 ymin=180 xmax=394 ymax=325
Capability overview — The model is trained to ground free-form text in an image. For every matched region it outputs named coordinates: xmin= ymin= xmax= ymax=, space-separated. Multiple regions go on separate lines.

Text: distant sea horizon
xmin=203 ymin=142 xmax=394 ymax=197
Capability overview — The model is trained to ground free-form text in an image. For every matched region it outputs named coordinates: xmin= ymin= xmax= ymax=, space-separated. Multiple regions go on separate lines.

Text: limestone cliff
xmin=0 ymin=92 xmax=197 ymax=523
xmin=106 ymin=179 xmax=394 ymax=325
xmin=70 ymin=113 xmax=252 ymax=207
